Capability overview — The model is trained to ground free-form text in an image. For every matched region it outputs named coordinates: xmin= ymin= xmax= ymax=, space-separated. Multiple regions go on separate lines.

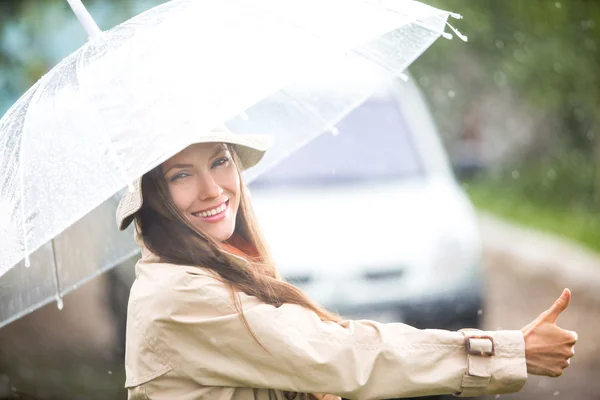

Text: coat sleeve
xmin=136 ymin=271 xmax=527 ymax=399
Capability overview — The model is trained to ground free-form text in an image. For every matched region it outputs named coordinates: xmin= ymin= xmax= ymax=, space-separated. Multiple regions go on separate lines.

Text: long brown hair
xmin=135 ymin=146 xmax=341 ymax=398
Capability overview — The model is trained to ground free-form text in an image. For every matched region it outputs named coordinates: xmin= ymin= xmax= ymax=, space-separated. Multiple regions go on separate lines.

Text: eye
xmin=211 ymin=156 xmax=230 ymax=168
xmin=169 ymin=171 xmax=190 ymax=182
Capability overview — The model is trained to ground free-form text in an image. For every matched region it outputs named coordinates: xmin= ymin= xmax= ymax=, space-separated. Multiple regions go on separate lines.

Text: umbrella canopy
xmin=0 ymin=0 xmax=464 ymax=328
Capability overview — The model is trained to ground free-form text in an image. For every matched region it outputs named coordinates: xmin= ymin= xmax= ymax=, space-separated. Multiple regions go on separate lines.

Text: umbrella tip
xmin=66 ymin=0 xmax=103 ymax=39
xmin=445 ymin=21 xmax=468 ymax=42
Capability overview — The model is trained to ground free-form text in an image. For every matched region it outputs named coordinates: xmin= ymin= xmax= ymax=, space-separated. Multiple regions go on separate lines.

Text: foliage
xmin=410 ymin=0 xmax=600 ymax=245
xmin=465 ymin=177 xmax=600 ymax=253
xmin=0 ymin=0 xmax=155 ymax=110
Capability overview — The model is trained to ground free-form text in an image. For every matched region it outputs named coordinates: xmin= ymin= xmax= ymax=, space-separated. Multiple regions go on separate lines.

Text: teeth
xmin=194 ymin=203 xmax=226 ymax=218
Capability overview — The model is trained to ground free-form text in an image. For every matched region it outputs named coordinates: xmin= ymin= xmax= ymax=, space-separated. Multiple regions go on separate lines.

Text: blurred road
xmin=479 ymin=214 xmax=600 ymax=400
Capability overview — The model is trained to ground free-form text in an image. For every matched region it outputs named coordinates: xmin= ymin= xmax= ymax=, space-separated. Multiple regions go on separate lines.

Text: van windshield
xmin=250 ymin=96 xmax=425 ymax=188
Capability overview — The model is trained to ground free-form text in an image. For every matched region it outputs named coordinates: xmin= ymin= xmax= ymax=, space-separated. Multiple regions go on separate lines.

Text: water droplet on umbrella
xmin=56 ymin=296 xmax=64 ymax=310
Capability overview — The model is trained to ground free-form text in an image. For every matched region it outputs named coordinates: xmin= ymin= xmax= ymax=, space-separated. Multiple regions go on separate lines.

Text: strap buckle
xmin=464 ymin=335 xmax=495 ymax=357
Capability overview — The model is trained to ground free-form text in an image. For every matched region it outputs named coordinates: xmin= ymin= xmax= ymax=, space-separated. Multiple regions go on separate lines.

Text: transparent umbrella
xmin=0 ymin=0 xmax=465 ymax=328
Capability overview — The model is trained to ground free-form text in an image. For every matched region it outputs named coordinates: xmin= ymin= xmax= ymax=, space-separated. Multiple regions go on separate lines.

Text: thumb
xmin=542 ymin=288 xmax=571 ymax=323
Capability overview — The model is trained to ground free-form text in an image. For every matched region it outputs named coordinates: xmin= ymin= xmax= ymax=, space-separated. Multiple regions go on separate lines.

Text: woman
xmin=118 ymin=127 xmax=577 ymax=399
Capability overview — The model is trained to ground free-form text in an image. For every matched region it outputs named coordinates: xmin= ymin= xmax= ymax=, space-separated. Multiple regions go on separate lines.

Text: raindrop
xmin=587 ymin=130 xmax=594 ymax=141
xmin=513 ymin=48 xmax=527 ymax=63
xmin=419 ymin=75 xmax=431 ymax=87
xmin=495 ymin=40 xmax=505 ymax=49
xmin=493 ymin=71 xmax=507 ymax=87
xmin=329 ymin=127 xmax=340 ymax=136
xmin=239 ymin=111 xmax=249 ymax=121
xmin=555 ymin=2 xmax=561 ymax=9
xmin=495 ymin=395 xmax=501 ymax=399
xmin=547 ymin=169 xmax=557 ymax=180
xmin=512 ymin=170 xmax=520 ymax=179
xmin=24 ymin=256 xmax=30 ymax=268
xmin=477 ymin=309 xmax=483 ymax=316
xmin=581 ymin=19 xmax=596 ymax=30
xmin=554 ymin=391 xmax=560 ymax=396
xmin=513 ymin=32 xmax=526 ymax=44
xmin=108 ymin=371 xmax=112 ymax=375
xmin=448 ymin=90 xmax=456 ymax=98
xmin=56 ymin=296 xmax=64 ymax=310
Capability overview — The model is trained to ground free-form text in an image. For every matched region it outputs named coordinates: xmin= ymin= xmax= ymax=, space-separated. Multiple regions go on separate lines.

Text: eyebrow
xmin=163 ymin=163 xmax=193 ymax=175
xmin=211 ymin=146 xmax=227 ymax=159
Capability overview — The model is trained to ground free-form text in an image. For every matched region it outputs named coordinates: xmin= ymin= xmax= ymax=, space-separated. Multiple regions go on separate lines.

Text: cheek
xmin=229 ymin=171 xmax=241 ymax=207
xmin=168 ymin=184 xmax=196 ymax=212
xmin=217 ymin=166 xmax=241 ymax=200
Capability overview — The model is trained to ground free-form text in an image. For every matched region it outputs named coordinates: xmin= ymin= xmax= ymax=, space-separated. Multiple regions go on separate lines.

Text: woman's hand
xmin=521 ymin=288 xmax=578 ymax=377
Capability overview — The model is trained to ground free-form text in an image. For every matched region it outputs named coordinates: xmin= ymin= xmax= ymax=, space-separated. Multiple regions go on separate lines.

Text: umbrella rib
xmin=18 ymin=149 xmax=30 ymax=268
xmin=350 ymin=48 xmax=409 ymax=81
xmin=50 ymin=239 xmax=64 ymax=310
xmin=278 ymin=89 xmax=339 ymax=135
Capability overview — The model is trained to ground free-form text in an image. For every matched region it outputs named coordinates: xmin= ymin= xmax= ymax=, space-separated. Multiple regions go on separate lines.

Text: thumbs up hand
xmin=520 ymin=288 xmax=578 ymax=377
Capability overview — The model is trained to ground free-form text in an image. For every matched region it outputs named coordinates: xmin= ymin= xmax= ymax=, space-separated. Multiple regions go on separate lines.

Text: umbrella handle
xmin=65 ymin=0 xmax=102 ymax=39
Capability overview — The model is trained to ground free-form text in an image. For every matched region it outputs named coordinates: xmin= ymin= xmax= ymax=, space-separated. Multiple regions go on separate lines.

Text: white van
xmin=249 ymin=76 xmax=484 ymax=330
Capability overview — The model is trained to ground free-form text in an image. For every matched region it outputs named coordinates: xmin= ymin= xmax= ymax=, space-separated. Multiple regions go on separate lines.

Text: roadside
xmin=479 ymin=213 xmax=600 ymax=400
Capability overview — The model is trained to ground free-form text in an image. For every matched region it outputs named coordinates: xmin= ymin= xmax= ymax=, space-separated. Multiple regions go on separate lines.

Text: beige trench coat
xmin=124 ymin=243 xmax=527 ymax=399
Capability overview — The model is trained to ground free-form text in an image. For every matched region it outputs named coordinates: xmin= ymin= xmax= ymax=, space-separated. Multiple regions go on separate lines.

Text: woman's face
xmin=162 ymin=142 xmax=240 ymax=242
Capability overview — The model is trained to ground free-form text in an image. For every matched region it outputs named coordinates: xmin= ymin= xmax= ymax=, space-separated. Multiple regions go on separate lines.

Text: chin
xmin=208 ymin=224 xmax=236 ymax=242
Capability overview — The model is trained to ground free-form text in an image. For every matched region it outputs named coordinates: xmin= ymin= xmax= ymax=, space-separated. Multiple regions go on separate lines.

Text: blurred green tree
xmin=413 ymin=0 xmax=600 ymax=208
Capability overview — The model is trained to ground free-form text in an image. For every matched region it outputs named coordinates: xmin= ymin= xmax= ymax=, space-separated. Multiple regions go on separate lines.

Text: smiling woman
xmin=116 ymin=127 xmax=577 ymax=400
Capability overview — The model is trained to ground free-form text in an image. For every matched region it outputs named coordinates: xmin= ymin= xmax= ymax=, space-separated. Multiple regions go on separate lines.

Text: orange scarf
xmin=223 ymin=233 xmax=259 ymax=260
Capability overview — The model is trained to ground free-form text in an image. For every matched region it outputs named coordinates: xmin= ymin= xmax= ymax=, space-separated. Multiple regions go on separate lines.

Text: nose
xmin=197 ymin=170 xmax=222 ymax=201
